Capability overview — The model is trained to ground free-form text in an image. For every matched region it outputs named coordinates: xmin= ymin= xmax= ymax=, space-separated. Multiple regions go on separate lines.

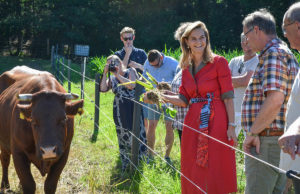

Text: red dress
xmin=179 ymin=55 xmax=237 ymax=194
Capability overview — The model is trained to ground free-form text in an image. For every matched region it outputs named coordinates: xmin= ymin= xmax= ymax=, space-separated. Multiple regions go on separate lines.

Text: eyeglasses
xmin=123 ymin=36 xmax=133 ymax=41
xmin=238 ymin=62 xmax=245 ymax=74
xmin=244 ymin=27 xmax=254 ymax=36
xmin=282 ymin=21 xmax=295 ymax=34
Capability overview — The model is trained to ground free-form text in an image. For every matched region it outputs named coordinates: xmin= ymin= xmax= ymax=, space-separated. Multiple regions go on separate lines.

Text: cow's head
xmin=17 ymin=91 xmax=84 ymax=161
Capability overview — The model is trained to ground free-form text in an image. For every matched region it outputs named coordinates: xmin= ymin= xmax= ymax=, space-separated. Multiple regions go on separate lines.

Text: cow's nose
xmin=40 ymin=146 xmax=57 ymax=160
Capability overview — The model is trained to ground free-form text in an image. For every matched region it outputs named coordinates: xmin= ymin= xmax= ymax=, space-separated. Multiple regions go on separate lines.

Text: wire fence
xmin=51 ymin=48 xmax=300 ymax=193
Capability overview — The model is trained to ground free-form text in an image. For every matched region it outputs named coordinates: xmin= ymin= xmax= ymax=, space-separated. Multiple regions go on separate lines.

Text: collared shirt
xmin=171 ymin=70 xmax=189 ymax=130
xmin=241 ymin=38 xmax=299 ymax=132
xmin=143 ymin=53 xmax=179 ymax=84
xmin=115 ymin=47 xmax=147 ymax=74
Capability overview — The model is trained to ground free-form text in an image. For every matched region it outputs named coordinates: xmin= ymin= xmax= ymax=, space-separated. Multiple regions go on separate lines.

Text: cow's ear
xmin=17 ymin=104 xmax=32 ymax=122
xmin=65 ymin=99 xmax=84 ymax=116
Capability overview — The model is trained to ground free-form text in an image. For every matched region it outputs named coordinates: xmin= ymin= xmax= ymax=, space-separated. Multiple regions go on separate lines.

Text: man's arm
xmin=243 ymin=90 xmax=285 ymax=153
xmin=122 ymin=46 xmax=133 ymax=67
xmin=250 ymin=90 xmax=285 ymax=134
xmin=129 ymin=61 xmax=144 ymax=71
xmin=232 ymin=71 xmax=254 ymax=88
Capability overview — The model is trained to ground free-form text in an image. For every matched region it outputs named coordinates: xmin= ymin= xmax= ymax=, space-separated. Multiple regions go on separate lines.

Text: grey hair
xmin=242 ymin=8 xmax=276 ymax=36
xmin=284 ymin=2 xmax=300 ymax=23
xmin=241 ymin=32 xmax=246 ymax=43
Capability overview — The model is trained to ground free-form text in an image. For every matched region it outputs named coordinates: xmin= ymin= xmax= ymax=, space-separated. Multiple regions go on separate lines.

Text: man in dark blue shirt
xmin=114 ymin=27 xmax=147 ymax=74
xmin=114 ymin=27 xmax=149 ymax=137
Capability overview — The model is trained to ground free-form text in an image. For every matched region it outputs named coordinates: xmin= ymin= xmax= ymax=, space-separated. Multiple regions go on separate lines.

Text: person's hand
xmin=103 ymin=64 xmax=109 ymax=74
xmin=227 ymin=126 xmax=238 ymax=147
xmin=278 ymin=118 xmax=300 ymax=160
xmin=243 ymin=135 xmax=260 ymax=154
xmin=112 ymin=66 xmax=120 ymax=76
xmin=128 ymin=61 xmax=138 ymax=69
xmin=162 ymin=90 xmax=176 ymax=95
xmin=124 ymin=45 xmax=133 ymax=55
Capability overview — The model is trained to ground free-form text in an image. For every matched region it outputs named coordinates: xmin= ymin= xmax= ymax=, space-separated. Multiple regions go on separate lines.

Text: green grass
xmin=0 ymin=53 xmax=250 ymax=193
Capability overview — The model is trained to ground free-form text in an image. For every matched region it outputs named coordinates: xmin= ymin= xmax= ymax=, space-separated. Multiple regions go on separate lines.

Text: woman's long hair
xmin=179 ymin=21 xmax=213 ymax=69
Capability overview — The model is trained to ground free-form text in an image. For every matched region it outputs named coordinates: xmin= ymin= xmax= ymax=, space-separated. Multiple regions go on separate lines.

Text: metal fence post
xmin=81 ymin=57 xmax=86 ymax=99
xmin=92 ymin=73 xmax=101 ymax=142
xmin=131 ymin=84 xmax=143 ymax=172
xmin=55 ymin=44 xmax=59 ymax=79
xmin=68 ymin=59 xmax=71 ymax=93
xmin=51 ymin=46 xmax=55 ymax=74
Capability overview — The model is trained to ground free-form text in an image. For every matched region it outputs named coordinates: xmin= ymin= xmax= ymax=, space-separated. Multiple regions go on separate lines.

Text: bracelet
xmin=228 ymin=122 xmax=237 ymax=128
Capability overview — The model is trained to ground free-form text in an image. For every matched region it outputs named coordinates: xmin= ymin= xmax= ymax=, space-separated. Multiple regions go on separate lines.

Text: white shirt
xmin=280 ymin=71 xmax=300 ymax=171
xmin=229 ymin=55 xmax=259 ymax=113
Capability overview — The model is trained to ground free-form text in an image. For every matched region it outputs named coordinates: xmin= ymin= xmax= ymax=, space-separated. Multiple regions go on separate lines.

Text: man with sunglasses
xmin=115 ymin=27 xmax=147 ymax=74
xmin=278 ymin=2 xmax=300 ymax=193
xmin=115 ymin=27 xmax=149 ymax=133
xmin=241 ymin=9 xmax=299 ymax=194
xmin=228 ymin=33 xmax=258 ymax=138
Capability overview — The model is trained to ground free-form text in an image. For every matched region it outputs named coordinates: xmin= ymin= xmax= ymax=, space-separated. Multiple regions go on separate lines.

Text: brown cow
xmin=0 ymin=66 xmax=52 ymax=94
xmin=0 ymin=67 xmax=84 ymax=194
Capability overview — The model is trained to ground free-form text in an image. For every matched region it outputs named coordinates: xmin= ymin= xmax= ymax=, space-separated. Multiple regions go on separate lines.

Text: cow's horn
xmin=64 ymin=93 xmax=79 ymax=100
xmin=18 ymin=94 xmax=33 ymax=101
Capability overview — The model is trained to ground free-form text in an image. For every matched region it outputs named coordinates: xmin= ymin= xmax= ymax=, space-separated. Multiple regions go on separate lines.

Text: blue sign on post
xmin=75 ymin=45 xmax=90 ymax=57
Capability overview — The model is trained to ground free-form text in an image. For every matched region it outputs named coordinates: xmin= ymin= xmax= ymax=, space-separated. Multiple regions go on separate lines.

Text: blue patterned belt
xmin=190 ymin=93 xmax=214 ymax=129
xmin=190 ymin=93 xmax=214 ymax=104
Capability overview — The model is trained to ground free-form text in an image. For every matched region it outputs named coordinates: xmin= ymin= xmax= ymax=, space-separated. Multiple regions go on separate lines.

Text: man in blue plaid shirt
xmin=241 ymin=9 xmax=299 ymax=193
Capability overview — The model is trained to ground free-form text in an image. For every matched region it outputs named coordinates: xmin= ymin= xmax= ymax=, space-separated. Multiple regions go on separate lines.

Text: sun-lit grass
xmin=1 ymin=49 xmax=284 ymax=193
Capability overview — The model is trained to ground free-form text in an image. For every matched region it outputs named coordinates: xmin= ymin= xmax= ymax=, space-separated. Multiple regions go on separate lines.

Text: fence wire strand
xmin=56 ymin=76 xmax=161 ymax=193
xmin=58 ymin=70 xmax=207 ymax=193
xmin=55 ymin=59 xmax=300 ymax=184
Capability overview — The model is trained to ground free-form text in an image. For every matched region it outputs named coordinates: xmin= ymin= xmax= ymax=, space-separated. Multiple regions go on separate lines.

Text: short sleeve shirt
xmin=241 ymin=38 xmax=299 ymax=132
xmin=115 ymin=47 xmax=147 ymax=74
xmin=229 ymin=55 xmax=259 ymax=112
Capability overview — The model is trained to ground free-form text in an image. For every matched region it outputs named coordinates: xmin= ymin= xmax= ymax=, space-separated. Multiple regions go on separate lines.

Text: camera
xmin=108 ymin=60 xmax=117 ymax=72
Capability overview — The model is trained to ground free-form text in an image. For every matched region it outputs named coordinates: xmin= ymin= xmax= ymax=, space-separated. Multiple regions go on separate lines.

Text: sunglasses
xmin=238 ymin=62 xmax=245 ymax=74
xmin=123 ymin=36 xmax=133 ymax=41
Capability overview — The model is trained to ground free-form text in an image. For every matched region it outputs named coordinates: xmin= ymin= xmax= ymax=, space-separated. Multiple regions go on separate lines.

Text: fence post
xmin=68 ymin=59 xmax=71 ymax=93
xmin=55 ymin=44 xmax=59 ymax=79
xmin=92 ymin=73 xmax=101 ymax=142
xmin=60 ymin=57 xmax=64 ymax=84
xmin=51 ymin=46 xmax=55 ymax=74
xmin=81 ymin=57 xmax=86 ymax=99
xmin=131 ymin=84 xmax=143 ymax=172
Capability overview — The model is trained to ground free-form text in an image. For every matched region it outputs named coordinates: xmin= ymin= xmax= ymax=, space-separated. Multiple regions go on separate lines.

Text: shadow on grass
xmin=108 ymin=157 xmax=145 ymax=193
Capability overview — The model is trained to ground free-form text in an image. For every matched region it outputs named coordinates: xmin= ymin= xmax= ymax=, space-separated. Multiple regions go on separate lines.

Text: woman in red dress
xmin=160 ymin=21 xmax=237 ymax=193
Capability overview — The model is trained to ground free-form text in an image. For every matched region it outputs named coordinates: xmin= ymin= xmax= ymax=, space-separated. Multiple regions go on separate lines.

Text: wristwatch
xmin=228 ymin=122 xmax=237 ymax=128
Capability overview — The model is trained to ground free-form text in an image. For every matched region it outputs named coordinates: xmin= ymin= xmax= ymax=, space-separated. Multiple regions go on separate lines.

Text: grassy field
xmin=0 ymin=52 xmax=250 ymax=193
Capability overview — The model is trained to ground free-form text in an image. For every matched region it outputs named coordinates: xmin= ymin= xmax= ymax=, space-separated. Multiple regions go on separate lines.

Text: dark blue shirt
xmin=115 ymin=47 xmax=147 ymax=74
